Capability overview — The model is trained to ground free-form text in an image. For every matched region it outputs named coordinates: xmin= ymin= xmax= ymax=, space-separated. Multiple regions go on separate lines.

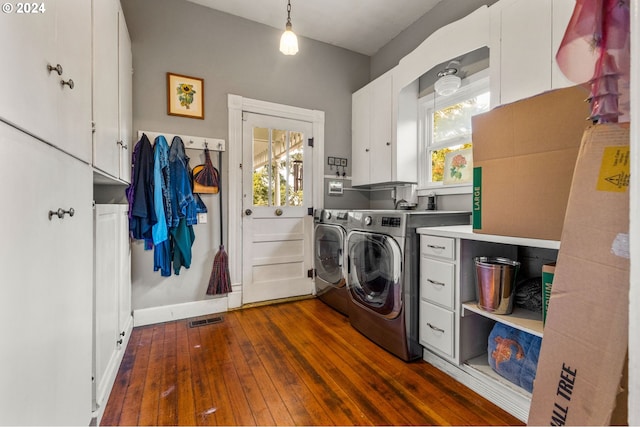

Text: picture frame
xmin=167 ymin=72 xmax=204 ymax=119
xmin=443 ymin=148 xmax=473 ymax=185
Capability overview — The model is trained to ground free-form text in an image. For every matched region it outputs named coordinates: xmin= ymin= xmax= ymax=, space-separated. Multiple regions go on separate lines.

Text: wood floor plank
xmin=157 ymin=322 xmax=178 ymax=426
xmin=186 ymin=323 xmax=218 ymax=425
xmin=102 ymin=298 xmax=525 ymax=426
xmin=268 ymin=302 xmax=417 ymax=425
xmin=228 ymin=313 xmax=295 ymax=426
xmin=175 ymin=321 xmax=197 ymax=426
xmin=235 ymin=308 xmax=320 ymax=425
xmin=117 ymin=325 xmax=155 ymax=426
xmin=138 ymin=324 xmax=165 ymax=426
xmin=100 ymin=324 xmax=144 ymax=425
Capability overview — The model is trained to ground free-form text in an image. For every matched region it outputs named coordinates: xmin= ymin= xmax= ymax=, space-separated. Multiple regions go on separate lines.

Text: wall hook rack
xmin=137 ymin=130 xmax=225 ymax=151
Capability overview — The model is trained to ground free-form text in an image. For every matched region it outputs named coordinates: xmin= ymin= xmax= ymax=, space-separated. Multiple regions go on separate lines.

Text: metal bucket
xmin=474 ymin=256 xmax=520 ymax=315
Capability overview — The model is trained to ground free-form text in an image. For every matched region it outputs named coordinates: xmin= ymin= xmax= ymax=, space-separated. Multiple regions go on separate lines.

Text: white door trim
xmin=227 ymin=94 xmax=325 ymax=309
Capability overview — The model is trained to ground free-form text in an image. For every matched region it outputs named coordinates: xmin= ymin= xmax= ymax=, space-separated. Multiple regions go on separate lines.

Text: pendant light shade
xmin=435 ymin=61 xmax=462 ymax=96
xmin=279 ymin=1 xmax=298 ymax=55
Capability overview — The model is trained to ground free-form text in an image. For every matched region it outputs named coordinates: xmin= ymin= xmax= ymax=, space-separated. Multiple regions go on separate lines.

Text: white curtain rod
xmin=137 ymin=130 xmax=225 ymax=151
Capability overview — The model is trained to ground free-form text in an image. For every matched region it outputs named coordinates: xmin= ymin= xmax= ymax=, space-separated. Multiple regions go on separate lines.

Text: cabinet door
xmin=369 ymin=72 xmax=392 ymax=184
xmin=56 ymin=0 xmax=92 ymax=162
xmin=94 ymin=205 xmax=120 ymax=407
xmin=92 ymin=0 xmax=120 ymax=177
xmin=0 ymin=123 xmax=93 ymax=425
xmin=0 ymin=0 xmax=91 ymax=162
xmin=0 ymin=3 xmax=58 ymax=145
xmin=117 ymin=205 xmax=132 ymax=337
xmin=118 ymin=6 xmax=133 ymax=183
xmin=351 ymin=86 xmax=370 ymax=187
xmin=494 ymin=0 xmax=553 ymax=105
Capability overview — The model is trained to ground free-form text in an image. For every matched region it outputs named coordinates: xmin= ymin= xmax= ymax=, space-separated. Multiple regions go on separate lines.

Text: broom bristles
xmin=206 ymin=245 xmax=231 ymax=295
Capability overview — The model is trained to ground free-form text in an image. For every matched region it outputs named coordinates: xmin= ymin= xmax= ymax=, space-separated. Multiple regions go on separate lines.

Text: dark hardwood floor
xmin=102 ymin=298 xmax=524 ymax=426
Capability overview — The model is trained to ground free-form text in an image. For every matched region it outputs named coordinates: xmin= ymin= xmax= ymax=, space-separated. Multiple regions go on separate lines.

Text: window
xmin=418 ymin=71 xmax=490 ymax=194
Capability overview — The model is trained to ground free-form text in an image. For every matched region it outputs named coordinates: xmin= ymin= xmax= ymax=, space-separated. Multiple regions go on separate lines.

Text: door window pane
xmin=252 ymin=127 xmax=305 ymax=206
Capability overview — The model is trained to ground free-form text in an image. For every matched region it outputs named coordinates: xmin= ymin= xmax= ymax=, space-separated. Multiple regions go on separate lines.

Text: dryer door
xmin=347 ymin=230 xmax=403 ymax=319
xmin=314 ymin=224 xmax=346 ymax=295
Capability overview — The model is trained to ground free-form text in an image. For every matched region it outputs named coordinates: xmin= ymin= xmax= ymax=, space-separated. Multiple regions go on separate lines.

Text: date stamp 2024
xmin=2 ymin=2 xmax=46 ymax=14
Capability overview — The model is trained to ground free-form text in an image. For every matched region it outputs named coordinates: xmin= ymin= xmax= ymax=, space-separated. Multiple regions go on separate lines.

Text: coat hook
xmin=204 ymin=141 xmax=208 ymax=149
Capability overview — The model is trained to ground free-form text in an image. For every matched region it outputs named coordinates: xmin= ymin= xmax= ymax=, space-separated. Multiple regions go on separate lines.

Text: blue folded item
xmin=488 ymin=322 xmax=542 ymax=393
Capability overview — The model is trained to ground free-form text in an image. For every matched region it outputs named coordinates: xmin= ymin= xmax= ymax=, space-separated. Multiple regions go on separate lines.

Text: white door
xmin=242 ymin=113 xmax=314 ymax=304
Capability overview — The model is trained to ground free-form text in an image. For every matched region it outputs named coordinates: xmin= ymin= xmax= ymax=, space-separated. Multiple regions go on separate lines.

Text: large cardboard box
xmin=472 ymin=86 xmax=591 ymax=241
xmin=528 ymin=124 xmax=629 ymax=425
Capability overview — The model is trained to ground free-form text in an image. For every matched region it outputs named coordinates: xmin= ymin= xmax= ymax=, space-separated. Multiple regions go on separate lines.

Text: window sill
xmin=417 ymin=183 xmax=472 ymax=196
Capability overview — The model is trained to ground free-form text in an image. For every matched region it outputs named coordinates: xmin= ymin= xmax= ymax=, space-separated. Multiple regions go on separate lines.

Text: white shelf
xmin=464 ymin=354 xmax=533 ymax=400
xmin=416 ymin=225 xmax=560 ymax=250
xmin=462 ymin=302 xmax=543 ymax=337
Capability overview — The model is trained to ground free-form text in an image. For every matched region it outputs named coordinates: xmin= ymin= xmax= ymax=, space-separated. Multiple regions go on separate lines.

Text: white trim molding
xmin=227 ymin=94 xmax=325 ymax=307
xmin=133 ymin=297 xmax=229 ymax=327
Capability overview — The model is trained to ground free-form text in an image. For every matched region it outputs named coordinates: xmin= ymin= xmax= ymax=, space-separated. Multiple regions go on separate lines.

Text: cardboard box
xmin=472 ymin=85 xmax=591 ymax=241
xmin=528 ymin=124 xmax=629 ymax=426
xmin=541 ymin=263 xmax=555 ymax=325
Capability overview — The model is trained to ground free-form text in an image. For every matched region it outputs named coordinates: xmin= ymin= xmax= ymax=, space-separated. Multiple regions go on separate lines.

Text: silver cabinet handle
xmin=427 ymin=323 xmax=445 ymax=333
xmin=427 ymin=244 xmax=446 ymax=250
xmin=275 ymin=208 xmax=283 ymax=216
xmin=48 ymin=207 xmax=75 ymax=220
xmin=47 ymin=63 xmax=63 ymax=75
xmin=427 ymin=278 xmax=445 ymax=287
xmin=61 ymin=79 xmax=74 ymax=89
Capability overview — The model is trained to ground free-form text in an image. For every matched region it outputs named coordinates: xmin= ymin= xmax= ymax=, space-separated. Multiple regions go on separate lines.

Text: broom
xmin=206 ymin=150 xmax=231 ymax=295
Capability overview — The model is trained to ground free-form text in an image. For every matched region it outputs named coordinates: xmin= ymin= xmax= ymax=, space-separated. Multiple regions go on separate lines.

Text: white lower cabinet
xmin=418 ymin=226 xmax=559 ymax=422
xmin=0 ymin=122 xmax=93 ymax=425
xmin=93 ymin=204 xmax=132 ymax=423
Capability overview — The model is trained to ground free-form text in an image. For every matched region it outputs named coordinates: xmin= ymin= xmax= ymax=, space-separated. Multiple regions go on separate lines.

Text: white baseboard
xmin=133 ymin=297 xmax=229 ymax=327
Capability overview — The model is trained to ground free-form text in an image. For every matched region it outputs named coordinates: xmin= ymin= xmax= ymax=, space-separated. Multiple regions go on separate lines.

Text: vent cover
xmin=189 ymin=316 xmax=224 ymax=328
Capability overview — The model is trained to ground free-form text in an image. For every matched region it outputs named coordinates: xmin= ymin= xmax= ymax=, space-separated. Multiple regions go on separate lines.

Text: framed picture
xmin=443 ymin=148 xmax=473 ymax=185
xmin=167 ymin=72 xmax=204 ymax=119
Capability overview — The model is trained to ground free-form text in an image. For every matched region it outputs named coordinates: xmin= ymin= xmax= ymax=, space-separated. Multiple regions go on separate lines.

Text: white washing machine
xmin=313 ymin=209 xmax=349 ymax=316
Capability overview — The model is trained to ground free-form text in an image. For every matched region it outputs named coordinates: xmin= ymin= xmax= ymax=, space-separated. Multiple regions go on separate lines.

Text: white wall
xmin=120 ymin=0 xmax=370 ymax=314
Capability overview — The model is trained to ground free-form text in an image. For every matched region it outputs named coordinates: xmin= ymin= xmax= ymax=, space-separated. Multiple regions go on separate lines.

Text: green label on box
xmin=473 ymin=167 xmax=482 ymax=229
xmin=542 ymin=271 xmax=554 ymax=324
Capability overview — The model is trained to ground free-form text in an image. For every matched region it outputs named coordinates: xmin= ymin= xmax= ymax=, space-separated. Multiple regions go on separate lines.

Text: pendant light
xmin=435 ymin=61 xmax=462 ymax=96
xmin=279 ymin=0 xmax=299 ymax=55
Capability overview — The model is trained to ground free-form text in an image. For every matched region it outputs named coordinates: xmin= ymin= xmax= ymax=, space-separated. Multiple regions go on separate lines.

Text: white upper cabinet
xmin=118 ymin=6 xmax=133 ymax=183
xmin=490 ymin=0 xmax=576 ymax=107
xmin=0 ymin=0 xmax=92 ymax=162
xmin=351 ymin=69 xmax=419 ymax=187
xmin=351 ymin=70 xmax=393 ymax=186
xmin=93 ymin=0 xmax=133 ymax=183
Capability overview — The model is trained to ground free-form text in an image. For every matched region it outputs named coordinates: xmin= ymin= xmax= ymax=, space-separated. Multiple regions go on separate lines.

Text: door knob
xmin=245 ymin=209 xmax=252 ymax=216
xmin=275 ymin=208 xmax=283 ymax=216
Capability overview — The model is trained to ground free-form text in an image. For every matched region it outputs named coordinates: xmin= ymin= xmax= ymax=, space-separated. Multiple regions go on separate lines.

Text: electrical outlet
xmin=327 ymin=157 xmax=335 ymax=166
xmin=197 ymin=213 xmax=207 ymax=224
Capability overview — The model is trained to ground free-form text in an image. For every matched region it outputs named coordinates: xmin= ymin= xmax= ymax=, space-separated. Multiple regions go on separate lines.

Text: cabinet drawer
xmin=419 ymin=301 xmax=454 ymax=358
xmin=421 ymin=235 xmax=455 ymax=260
xmin=420 ymin=257 xmax=455 ymax=309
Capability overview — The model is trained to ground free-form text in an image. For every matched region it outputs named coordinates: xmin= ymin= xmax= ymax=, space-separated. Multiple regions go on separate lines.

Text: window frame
xmin=417 ymin=69 xmax=490 ymax=196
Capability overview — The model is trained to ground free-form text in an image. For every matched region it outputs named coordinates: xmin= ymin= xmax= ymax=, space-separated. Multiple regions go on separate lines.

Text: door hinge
xmin=308 ymin=137 xmax=314 ymax=147
xmin=307 ymin=269 xmax=315 ymax=278
xmin=307 ymin=207 xmax=314 ymax=216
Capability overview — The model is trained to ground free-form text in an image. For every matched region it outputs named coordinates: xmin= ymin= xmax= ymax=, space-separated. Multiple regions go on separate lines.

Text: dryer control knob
xmin=364 ymin=216 xmax=373 ymax=226
xmin=324 ymin=211 xmax=332 ymax=220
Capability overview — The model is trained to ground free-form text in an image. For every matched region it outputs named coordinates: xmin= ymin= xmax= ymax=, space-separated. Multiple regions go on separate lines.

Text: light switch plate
xmin=198 ymin=213 xmax=207 ymax=224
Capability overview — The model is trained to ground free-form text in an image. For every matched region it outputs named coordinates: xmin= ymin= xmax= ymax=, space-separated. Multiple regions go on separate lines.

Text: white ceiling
xmin=185 ymin=0 xmax=443 ymax=56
